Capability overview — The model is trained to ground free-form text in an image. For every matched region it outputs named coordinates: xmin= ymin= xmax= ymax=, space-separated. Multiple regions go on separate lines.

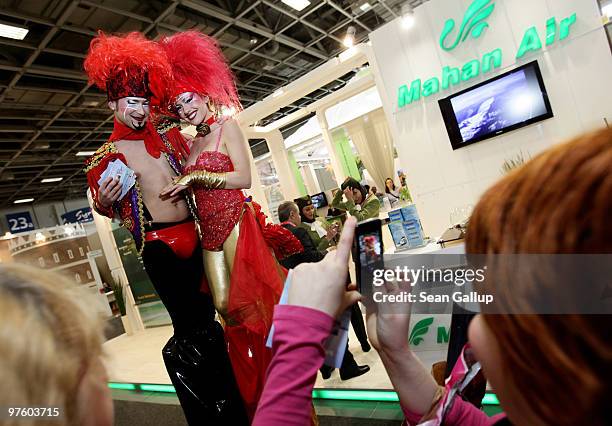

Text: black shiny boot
xmin=162 ymin=322 xmax=249 ymax=425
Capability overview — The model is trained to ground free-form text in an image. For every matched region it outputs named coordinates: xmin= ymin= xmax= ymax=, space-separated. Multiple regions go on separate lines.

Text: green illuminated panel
xmin=140 ymin=384 xmax=176 ymax=393
xmin=481 ymin=393 xmax=500 ymax=405
xmin=108 ymin=382 xmax=137 ymax=391
xmin=312 ymin=389 xmax=399 ymax=402
xmin=108 ymin=382 xmax=500 ymax=406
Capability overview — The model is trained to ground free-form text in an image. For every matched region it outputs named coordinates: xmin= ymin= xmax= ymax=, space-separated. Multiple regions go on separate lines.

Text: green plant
xmin=111 ymin=280 xmax=126 ymax=316
xmin=501 ymin=151 xmax=529 ymax=174
xmin=399 ymin=185 xmax=412 ymax=202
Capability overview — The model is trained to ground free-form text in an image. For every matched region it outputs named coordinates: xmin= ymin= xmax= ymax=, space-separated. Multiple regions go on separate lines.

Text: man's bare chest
xmin=114 ymin=140 xmax=174 ymax=177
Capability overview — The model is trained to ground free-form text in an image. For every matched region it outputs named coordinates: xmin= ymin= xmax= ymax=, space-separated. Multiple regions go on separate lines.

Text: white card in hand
xmin=97 ymin=160 xmax=136 ymax=201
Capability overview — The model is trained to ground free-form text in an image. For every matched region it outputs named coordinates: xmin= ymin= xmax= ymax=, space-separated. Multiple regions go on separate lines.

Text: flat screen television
xmin=439 ymin=61 xmax=553 ymax=150
xmin=310 ymin=192 xmax=328 ymax=209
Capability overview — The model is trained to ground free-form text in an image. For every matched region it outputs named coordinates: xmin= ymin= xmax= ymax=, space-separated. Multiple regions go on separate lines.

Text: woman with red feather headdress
xmin=158 ymin=31 xmax=303 ymax=420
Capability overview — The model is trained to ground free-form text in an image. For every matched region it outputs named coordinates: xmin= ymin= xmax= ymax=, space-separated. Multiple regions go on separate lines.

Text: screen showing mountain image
xmin=439 ymin=61 xmax=553 ymax=150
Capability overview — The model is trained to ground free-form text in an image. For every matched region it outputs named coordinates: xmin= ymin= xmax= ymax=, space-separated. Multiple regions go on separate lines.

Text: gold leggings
xmin=202 ymin=218 xmax=240 ymax=323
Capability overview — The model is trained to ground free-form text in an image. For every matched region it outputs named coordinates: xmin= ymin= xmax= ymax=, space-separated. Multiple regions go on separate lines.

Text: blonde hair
xmin=0 ymin=264 xmax=104 ymax=426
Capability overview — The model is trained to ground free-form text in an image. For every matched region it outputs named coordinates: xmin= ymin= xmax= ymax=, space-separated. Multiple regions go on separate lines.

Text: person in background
xmin=0 ymin=264 xmax=112 ymax=426
xmin=330 ymin=177 xmax=375 ymax=350
xmin=255 ymin=128 xmax=612 ymax=426
xmin=385 ymin=177 xmax=400 ymax=203
xmin=277 ymin=201 xmax=326 ymax=269
xmin=294 ymin=196 xmax=339 ymax=253
xmin=277 ymin=201 xmax=370 ymax=380
xmin=370 ymin=186 xmax=378 ymax=197
xmin=331 ymin=177 xmax=381 ymax=222
xmin=294 ymin=196 xmax=371 ymax=353
xmin=327 ymin=188 xmax=345 ymax=217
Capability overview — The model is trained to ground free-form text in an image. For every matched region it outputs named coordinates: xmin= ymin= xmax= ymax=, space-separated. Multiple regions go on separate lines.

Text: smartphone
xmin=352 ymin=218 xmax=384 ymax=294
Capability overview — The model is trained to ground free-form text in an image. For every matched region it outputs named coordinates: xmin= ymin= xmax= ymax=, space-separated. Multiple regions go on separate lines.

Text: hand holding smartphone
xmin=352 ymin=218 xmax=384 ymax=294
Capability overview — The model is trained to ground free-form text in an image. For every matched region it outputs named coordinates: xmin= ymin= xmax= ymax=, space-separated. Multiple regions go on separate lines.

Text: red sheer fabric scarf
xmin=225 ymin=207 xmax=286 ymax=420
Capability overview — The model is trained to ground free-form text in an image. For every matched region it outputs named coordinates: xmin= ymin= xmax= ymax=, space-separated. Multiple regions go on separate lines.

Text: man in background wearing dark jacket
xmin=277 ymin=201 xmax=369 ymax=381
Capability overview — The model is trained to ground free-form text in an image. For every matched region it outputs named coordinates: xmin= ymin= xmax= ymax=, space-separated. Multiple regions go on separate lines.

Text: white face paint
xmin=112 ymin=97 xmax=150 ymax=130
xmin=174 ymin=92 xmax=209 ymax=126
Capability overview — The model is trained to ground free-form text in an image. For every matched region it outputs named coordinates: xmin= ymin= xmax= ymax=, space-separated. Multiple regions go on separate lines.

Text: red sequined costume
xmin=160 ymin=31 xmax=303 ymax=420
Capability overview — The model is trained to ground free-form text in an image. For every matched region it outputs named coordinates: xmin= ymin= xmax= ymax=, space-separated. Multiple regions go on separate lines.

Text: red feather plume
xmin=83 ymin=31 xmax=172 ymax=106
xmin=158 ymin=30 xmax=241 ymax=111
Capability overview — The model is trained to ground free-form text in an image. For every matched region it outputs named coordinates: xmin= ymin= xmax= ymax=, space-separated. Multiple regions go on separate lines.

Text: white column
xmin=87 ymin=190 xmax=144 ymax=333
xmin=301 ymin=164 xmax=321 ymax=194
xmin=237 ymin=124 xmax=271 ymax=217
xmin=316 ymin=110 xmax=345 ymax=186
xmin=265 ymin=129 xmax=300 ymax=200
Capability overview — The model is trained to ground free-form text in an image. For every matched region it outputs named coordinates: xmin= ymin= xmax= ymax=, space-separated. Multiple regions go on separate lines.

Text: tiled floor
xmin=103 ymin=316 xmax=447 ymax=390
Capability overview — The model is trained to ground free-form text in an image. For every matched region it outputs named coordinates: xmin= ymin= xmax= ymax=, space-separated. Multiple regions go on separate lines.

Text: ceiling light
xmin=35 ymin=232 xmax=46 ymax=243
xmin=41 ymin=177 xmax=63 ymax=183
xmin=14 ymin=198 xmax=34 ymax=204
xmin=343 ymin=26 xmax=356 ymax=48
xmin=272 ymin=89 xmax=284 ymax=98
xmin=0 ymin=22 xmax=28 ymax=40
xmin=1 ymin=231 xmax=12 ymax=240
xmin=401 ymin=14 xmax=415 ymax=28
xmin=281 ymin=0 xmax=310 ymax=12
xmin=360 ymin=2 xmax=372 ymax=12
xmin=221 ymin=106 xmax=237 ymax=117
xmin=401 ymin=4 xmax=416 ymax=29
xmin=0 ymin=172 xmax=14 ymax=181
xmin=76 ymin=151 xmax=96 ymax=156
xmin=603 ymin=4 xmax=612 ymax=18
xmin=339 ymin=46 xmax=357 ymax=62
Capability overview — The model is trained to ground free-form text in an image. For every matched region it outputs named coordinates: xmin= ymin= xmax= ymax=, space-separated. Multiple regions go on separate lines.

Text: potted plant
xmin=111 ymin=279 xmax=132 ymax=335
xmin=501 ymin=151 xmax=529 ymax=174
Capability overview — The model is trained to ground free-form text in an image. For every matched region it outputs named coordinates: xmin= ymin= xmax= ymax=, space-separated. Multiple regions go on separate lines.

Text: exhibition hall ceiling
xmin=0 ymin=0 xmax=424 ymax=204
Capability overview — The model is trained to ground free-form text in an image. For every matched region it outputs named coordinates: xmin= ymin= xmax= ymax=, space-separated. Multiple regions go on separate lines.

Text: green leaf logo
xmin=409 ymin=317 xmax=434 ymax=346
xmin=440 ymin=0 xmax=496 ymax=51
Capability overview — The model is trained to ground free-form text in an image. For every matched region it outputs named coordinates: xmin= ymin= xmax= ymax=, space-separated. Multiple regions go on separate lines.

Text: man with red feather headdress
xmin=82 ymin=31 xmax=248 ymax=425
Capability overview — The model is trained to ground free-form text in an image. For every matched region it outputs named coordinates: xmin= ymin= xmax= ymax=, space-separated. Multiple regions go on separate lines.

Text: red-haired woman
xmin=251 ymin=128 xmax=612 ymax=426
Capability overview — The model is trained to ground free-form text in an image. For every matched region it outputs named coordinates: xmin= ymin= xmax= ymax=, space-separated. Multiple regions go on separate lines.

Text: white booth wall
xmin=370 ymin=0 xmax=612 ymax=236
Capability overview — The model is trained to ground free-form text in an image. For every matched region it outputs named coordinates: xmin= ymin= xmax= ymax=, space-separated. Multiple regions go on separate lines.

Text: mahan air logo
xmin=440 ymin=0 xmax=496 ymax=51
xmin=408 ymin=317 xmax=433 ymax=346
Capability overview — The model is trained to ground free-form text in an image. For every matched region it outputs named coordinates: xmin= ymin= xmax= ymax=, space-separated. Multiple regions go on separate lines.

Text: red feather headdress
xmin=83 ymin=31 xmax=172 ymax=107
xmin=158 ymin=30 xmax=241 ymax=112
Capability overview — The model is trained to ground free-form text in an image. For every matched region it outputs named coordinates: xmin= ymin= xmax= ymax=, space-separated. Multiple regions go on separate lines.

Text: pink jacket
xmin=253 ymin=304 xmax=506 ymax=426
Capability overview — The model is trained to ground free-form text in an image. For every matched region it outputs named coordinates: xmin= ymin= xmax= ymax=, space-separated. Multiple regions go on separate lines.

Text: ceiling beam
xmin=2 ymin=1 xmax=181 ymax=205
xmin=0 ymin=1 xmax=81 ymax=104
xmin=180 ymin=0 xmax=329 ymax=60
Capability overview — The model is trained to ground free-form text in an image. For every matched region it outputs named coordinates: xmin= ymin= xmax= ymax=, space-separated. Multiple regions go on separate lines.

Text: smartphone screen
xmin=353 ymin=219 xmax=384 ymax=294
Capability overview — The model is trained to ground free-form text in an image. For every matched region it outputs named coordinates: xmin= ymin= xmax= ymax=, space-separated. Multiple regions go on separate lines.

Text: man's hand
xmin=343 ymin=187 xmax=354 ymax=202
xmin=98 ymin=176 xmax=121 ymax=208
xmin=288 ymin=217 xmax=361 ymax=319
